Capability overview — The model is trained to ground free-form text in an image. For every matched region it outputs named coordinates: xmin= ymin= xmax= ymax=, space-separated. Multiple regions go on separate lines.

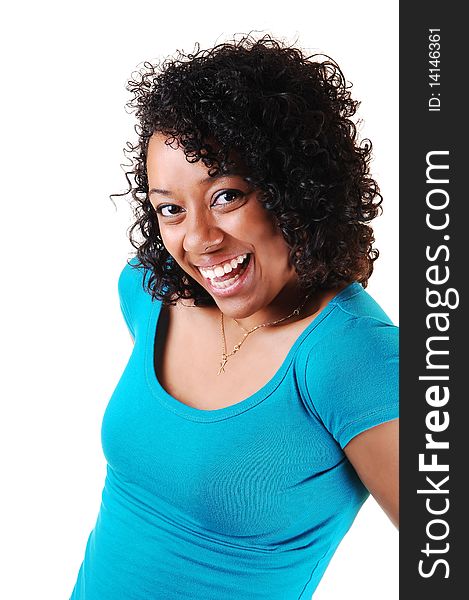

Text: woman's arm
xmin=343 ymin=418 xmax=399 ymax=528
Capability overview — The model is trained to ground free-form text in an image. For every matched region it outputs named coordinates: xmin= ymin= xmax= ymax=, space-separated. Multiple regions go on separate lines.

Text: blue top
xmin=70 ymin=260 xmax=399 ymax=600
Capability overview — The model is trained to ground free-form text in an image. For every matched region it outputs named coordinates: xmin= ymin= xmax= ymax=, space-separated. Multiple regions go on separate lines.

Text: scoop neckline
xmin=144 ymin=281 xmax=363 ymax=422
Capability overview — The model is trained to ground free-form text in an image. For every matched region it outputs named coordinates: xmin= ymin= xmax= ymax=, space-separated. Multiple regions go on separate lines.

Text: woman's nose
xmin=182 ymin=209 xmax=224 ymax=254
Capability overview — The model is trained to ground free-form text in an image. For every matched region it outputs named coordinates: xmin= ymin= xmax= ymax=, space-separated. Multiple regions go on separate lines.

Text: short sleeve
xmin=302 ymin=316 xmax=399 ymax=449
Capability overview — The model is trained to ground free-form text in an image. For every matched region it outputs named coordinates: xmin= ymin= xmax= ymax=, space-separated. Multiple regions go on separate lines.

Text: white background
xmin=1 ymin=1 xmax=398 ymax=598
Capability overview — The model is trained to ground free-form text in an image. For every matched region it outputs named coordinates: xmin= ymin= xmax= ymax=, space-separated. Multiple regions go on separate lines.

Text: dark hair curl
xmin=117 ymin=33 xmax=382 ymax=306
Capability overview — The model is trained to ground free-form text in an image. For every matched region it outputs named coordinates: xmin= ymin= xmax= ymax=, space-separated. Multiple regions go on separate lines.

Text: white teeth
xmin=198 ymin=253 xmax=248 ymax=280
xmin=210 ymin=273 xmax=240 ymax=288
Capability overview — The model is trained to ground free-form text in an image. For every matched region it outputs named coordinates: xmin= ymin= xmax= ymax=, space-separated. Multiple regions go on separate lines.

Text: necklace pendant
xmin=217 ymin=355 xmax=228 ymax=375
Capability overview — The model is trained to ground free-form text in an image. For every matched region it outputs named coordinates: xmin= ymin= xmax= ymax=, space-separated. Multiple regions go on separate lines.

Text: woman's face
xmin=146 ymin=133 xmax=298 ymax=319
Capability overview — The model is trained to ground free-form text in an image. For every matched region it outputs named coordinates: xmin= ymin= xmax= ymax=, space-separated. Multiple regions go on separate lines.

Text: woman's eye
xmin=155 ymin=204 xmax=183 ymax=218
xmin=212 ymin=190 xmax=244 ymax=206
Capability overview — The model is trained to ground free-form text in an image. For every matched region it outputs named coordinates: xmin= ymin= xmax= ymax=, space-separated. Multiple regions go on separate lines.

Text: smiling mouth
xmin=197 ymin=253 xmax=251 ymax=289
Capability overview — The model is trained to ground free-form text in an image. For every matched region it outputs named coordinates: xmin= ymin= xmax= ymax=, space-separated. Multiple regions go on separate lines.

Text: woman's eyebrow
xmin=149 ymin=172 xmax=247 ymax=196
xmin=198 ymin=170 xmax=246 ymax=184
xmin=149 ymin=187 xmax=172 ymax=197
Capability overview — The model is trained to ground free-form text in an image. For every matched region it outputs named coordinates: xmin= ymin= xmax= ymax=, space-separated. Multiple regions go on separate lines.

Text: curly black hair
xmin=117 ymin=33 xmax=382 ymax=306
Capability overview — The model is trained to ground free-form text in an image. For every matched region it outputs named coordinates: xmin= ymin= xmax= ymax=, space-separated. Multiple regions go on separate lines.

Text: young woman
xmin=70 ymin=34 xmax=398 ymax=599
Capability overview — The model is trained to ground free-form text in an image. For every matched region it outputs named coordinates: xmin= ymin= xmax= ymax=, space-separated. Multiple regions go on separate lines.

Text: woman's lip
xmin=201 ymin=254 xmax=254 ymax=298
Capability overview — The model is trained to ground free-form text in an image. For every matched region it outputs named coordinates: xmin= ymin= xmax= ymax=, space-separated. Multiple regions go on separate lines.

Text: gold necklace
xmin=217 ymin=295 xmax=311 ymax=375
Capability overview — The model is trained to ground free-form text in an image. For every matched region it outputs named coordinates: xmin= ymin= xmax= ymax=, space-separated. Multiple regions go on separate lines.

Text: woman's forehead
xmin=147 ymin=133 xmax=249 ymax=182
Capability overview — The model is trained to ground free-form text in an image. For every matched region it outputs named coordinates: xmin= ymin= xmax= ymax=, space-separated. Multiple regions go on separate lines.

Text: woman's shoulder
xmin=329 ymin=282 xmax=398 ymax=353
xmin=294 ymin=282 xmax=398 ymax=400
xmin=329 ymin=281 xmax=397 ymax=328
xmin=118 ymin=257 xmax=157 ymax=301
xmin=117 ymin=257 xmax=159 ymax=329
xmin=118 ymin=256 xmax=145 ymax=291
